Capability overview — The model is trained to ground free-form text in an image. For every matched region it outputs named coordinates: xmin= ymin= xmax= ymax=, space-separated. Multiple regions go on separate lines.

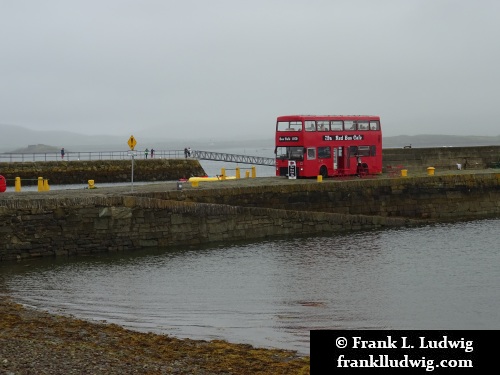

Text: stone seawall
xmin=382 ymin=145 xmax=500 ymax=171
xmin=0 ymin=195 xmax=414 ymax=261
xmin=1 ymin=173 xmax=499 ymax=261
xmin=143 ymin=173 xmax=500 ymax=220
xmin=0 ymin=159 xmax=205 ymax=185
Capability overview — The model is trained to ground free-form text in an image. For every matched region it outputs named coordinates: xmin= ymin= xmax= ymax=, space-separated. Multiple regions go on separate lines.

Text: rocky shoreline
xmin=0 ymin=296 xmax=309 ymax=374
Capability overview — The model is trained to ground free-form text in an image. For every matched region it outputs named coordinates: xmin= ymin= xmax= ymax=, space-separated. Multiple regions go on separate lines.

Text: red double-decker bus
xmin=275 ymin=114 xmax=382 ymax=178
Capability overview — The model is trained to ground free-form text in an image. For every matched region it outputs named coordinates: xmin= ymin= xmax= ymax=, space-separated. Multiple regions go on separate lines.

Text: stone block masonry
xmin=382 ymin=145 xmax=500 ymax=171
xmin=0 ymin=195 xmax=415 ymax=261
xmin=1 ymin=173 xmax=499 ymax=261
xmin=0 ymin=159 xmax=205 ymax=185
xmin=135 ymin=173 xmax=500 ymax=221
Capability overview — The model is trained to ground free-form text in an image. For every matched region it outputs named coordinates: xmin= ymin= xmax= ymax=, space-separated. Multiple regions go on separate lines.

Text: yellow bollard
xmin=220 ymin=168 xmax=226 ymax=180
xmin=427 ymin=167 xmax=435 ymax=176
xmin=15 ymin=177 xmax=21 ymax=192
xmin=37 ymin=177 xmax=44 ymax=191
xmin=235 ymin=167 xmax=240 ymax=179
xmin=43 ymin=179 xmax=50 ymax=191
xmin=88 ymin=180 xmax=95 ymax=189
xmin=191 ymin=180 xmax=199 ymax=187
xmin=317 ymin=175 xmax=323 ymax=182
xmin=401 ymin=169 xmax=408 ymax=177
xmin=245 ymin=170 xmax=250 ymax=178
xmin=251 ymin=166 xmax=256 ymax=178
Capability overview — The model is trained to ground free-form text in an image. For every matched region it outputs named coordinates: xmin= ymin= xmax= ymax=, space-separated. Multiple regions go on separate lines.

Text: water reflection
xmin=2 ymin=219 xmax=500 ymax=355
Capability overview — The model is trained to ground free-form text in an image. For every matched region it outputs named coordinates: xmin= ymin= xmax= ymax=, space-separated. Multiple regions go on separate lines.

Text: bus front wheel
xmin=319 ymin=166 xmax=328 ymax=179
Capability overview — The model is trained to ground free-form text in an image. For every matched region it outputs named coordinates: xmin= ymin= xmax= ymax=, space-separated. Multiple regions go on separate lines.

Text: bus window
xmin=276 ymin=146 xmax=287 ymax=159
xmin=317 ymin=121 xmax=329 ymax=131
xmin=318 ymin=146 xmax=331 ymax=158
xmin=370 ymin=145 xmax=377 ymax=156
xmin=305 ymin=120 xmax=316 ymax=132
xmin=330 ymin=121 xmax=343 ymax=131
xmin=370 ymin=121 xmax=380 ymax=130
xmin=358 ymin=121 xmax=369 ymax=130
xmin=278 ymin=121 xmax=302 ymax=132
xmin=358 ymin=145 xmax=370 ymax=156
xmin=307 ymin=148 xmax=316 ymax=159
xmin=345 ymin=121 xmax=356 ymax=130
xmin=349 ymin=145 xmax=358 ymax=155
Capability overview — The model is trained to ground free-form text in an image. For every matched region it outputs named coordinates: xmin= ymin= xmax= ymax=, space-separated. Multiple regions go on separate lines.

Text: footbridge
xmin=190 ymin=150 xmax=275 ymax=166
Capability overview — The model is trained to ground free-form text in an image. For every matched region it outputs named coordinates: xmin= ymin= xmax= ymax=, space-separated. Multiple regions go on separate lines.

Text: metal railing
xmin=191 ymin=150 xmax=275 ymax=166
xmin=0 ymin=150 xmax=185 ymax=162
xmin=0 ymin=149 xmax=276 ymax=166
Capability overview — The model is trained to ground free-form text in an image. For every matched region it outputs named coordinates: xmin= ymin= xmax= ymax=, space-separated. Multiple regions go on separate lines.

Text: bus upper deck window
xmin=358 ymin=121 xmax=369 ymax=130
xmin=370 ymin=121 xmax=380 ymax=130
xmin=305 ymin=121 xmax=316 ymax=131
xmin=330 ymin=121 xmax=343 ymax=131
xmin=345 ymin=121 xmax=356 ymax=130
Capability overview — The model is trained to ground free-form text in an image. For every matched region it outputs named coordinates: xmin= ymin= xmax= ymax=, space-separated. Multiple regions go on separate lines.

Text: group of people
xmin=61 ymin=146 xmax=192 ymax=160
xmin=144 ymin=148 xmax=155 ymax=158
xmin=144 ymin=147 xmax=192 ymax=158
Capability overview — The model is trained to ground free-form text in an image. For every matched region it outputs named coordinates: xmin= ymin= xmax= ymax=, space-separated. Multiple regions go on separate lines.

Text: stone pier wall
xmin=0 ymin=159 xmax=205 ymax=185
xmin=0 ymin=173 xmax=499 ymax=261
xmin=0 ymin=196 xmax=414 ymax=261
xmin=382 ymin=145 xmax=500 ymax=171
xmin=136 ymin=173 xmax=500 ymax=220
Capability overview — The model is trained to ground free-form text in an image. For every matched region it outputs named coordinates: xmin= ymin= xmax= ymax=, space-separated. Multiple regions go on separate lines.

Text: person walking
xmin=184 ymin=147 xmax=189 ymax=158
xmin=356 ymin=154 xmax=363 ymax=176
xmin=60 ymin=147 xmax=65 ymax=160
xmin=150 ymin=148 xmax=155 ymax=158
xmin=144 ymin=148 xmax=149 ymax=159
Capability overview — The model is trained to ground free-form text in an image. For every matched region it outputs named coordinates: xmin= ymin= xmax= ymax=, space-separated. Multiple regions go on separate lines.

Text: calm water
xmin=1 ymin=219 xmax=499 ymax=355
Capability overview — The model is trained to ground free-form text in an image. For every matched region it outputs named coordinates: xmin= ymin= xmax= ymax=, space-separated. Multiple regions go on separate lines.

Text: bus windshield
xmin=277 ymin=121 xmax=302 ymax=132
xmin=276 ymin=146 xmax=304 ymax=161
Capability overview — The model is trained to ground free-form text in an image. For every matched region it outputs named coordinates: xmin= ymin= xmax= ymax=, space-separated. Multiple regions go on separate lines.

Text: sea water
xmin=1 ymin=218 xmax=499 ymax=355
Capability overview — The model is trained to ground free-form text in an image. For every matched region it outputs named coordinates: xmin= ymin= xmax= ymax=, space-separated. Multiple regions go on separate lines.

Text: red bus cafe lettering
xmin=324 ymin=134 xmax=365 ymax=141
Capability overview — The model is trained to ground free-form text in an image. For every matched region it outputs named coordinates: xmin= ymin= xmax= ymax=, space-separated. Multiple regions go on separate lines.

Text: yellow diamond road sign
xmin=128 ymin=135 xmax=137 ymax=150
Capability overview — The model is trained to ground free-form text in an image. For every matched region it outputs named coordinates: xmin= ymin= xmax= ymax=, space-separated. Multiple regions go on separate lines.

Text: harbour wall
xmin=1 ymin=173 xmax=499 ymax=261
xmin=382 ymin=145 xmax=500 ymax=171
xmin=0 ymin=159 xmax=205 ymax=185
xmin=137 ymin=173 xmax=500 ymax=220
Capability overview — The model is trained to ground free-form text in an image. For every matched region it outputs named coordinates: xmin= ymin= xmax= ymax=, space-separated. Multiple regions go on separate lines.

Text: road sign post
xmin=128 ymin=136 xmax=137 ymax=191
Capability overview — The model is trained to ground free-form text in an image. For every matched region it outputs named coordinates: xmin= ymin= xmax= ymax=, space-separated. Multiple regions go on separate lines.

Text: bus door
xmin=336 ymin=146 xmax=348 ymax=174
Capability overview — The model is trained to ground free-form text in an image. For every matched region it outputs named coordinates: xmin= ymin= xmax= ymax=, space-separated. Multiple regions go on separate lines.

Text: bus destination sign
xmin=279 ymin=136 xmax=299 ymax=142
xmin=323 ymin=134 xmax=364 ymax=141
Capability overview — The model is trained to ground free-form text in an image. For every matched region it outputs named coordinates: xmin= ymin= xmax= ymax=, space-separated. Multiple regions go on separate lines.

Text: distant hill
xmin=9 ymin=144 xmax=61 ymax=153
xmin=0 ymin=123 xmax=274 ymax=153
xmin=2 ymin=123 xmax=500 ymax=153
xmin=0 ymin=123 xmax=132 ymax=152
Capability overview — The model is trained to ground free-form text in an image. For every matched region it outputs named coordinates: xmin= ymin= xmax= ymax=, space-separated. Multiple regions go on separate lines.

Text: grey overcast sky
xmin=1 ymin=0 xmax=499 ymax=141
